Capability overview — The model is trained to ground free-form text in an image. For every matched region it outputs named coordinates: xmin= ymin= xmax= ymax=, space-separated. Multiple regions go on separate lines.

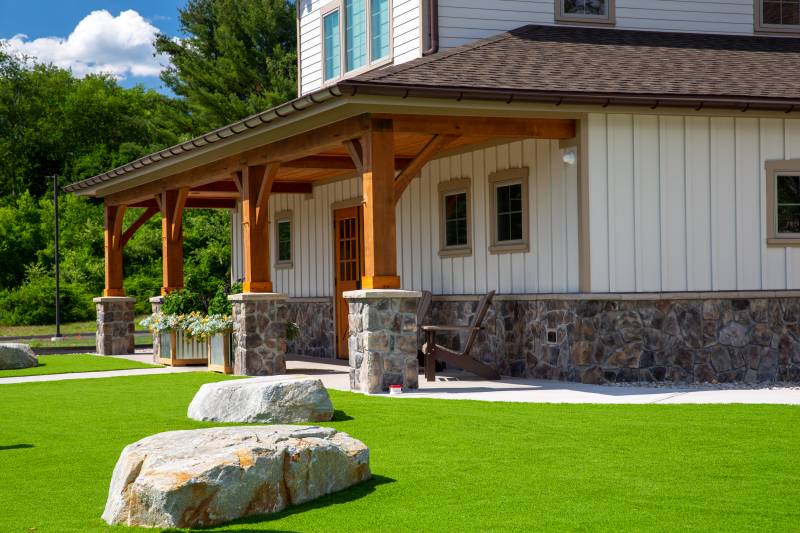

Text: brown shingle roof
xmin=347 ymin=25 xmax=800 ymax=104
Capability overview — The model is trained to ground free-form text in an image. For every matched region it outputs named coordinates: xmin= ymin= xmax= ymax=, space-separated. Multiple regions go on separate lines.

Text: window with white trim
xmin=555 ymin=0 xmax=615 ymax=24
xmin=768 ymin=161 xmax=800 ymax=246
xmin=756 ymin=0 xmax=800 ymax=33
xmin=321 ymin=0 xmax=391 ymax=83
xmin=322 ymin=9 xmax=341 ymax=81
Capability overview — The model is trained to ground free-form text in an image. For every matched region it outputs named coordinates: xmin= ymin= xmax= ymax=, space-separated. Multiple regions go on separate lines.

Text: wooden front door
xmin=334 ymin=206 xmax=364 ymax=359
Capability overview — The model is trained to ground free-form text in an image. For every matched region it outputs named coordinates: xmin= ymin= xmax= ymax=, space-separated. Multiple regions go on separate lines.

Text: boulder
xmin=188 ymin=378 xmax=334 ymax=424
xmin=0 ymin=343 xmax=37 ymax=370
xmin=102 ymin=425 xmax=370 ymax=528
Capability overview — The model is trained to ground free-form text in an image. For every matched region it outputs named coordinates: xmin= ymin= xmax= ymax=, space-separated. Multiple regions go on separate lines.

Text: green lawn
xmin=0 ymin=354 xmax=160 ymax=378
xmin=26 ymin=334 xmax=152 ymax=349
xmin=0 ymin=317 xmax=148 ymax=338
xmin=0 ymin=373 xmax=798 ymax=532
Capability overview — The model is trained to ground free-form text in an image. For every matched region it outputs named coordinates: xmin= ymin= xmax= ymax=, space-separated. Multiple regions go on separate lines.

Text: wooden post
xmin=241 ymin=164 xmax=278 ymax=293
xmin=103 ymin=204 xmax=126 ymax=297
xmin=361 ymin=118 xmax=400 ymax=289
xmin=160 ymin=188 xmax=188 ymax=295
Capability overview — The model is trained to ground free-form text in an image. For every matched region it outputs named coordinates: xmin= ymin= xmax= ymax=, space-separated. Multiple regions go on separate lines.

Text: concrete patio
xmin=1 ymin=353 xmax=799 ymax=404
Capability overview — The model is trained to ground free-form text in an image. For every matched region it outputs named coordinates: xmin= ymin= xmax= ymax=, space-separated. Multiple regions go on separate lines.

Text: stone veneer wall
xmin=284 ymin=298 xmax=335 ymax=359
xmin=347 ymin=292 xmax=420 ymax=393
xmin=424 ymin=294 xmax=800 ymax=384
xmin=230 ymin=294 xmax=288 ymax=376
xmin=94 ymin=297 xmax=136 ymax=355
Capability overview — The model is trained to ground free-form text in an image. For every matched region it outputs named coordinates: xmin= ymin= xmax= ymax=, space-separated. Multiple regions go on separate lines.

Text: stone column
xmin=149 ymin=296 xmax=164 ymax=361
xmin=94 ymin=296 xmax=136 ymax=355
xmin=345 ymin=290 xmax=421 ymax=394
xmin=229 ymin=292 xmax=288 ymax=376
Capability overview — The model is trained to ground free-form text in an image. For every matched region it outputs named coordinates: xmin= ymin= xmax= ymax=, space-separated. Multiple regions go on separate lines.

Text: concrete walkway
xmin=2 ymin=354 xmax=799 ymax=404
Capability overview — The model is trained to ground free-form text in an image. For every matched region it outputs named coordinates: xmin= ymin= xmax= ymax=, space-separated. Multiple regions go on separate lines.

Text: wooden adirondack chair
xmin=421 ymin=290 xmax=500 ymax=381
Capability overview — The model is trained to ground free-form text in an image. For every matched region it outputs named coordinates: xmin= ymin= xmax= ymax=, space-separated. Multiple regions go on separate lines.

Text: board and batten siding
xmin=231 ymin=140 xmax=580 ymax=296
xmin=297 ymin=0 xmax=422 ymax=96
xmin=587 ymin=112 xmax=800 ymax=293
xmin=437 ymin=0 xmax=756 ymax=49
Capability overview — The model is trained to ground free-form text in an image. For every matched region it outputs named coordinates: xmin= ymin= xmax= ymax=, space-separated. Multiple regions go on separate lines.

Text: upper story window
xmin=555 ymin=0 xmax=615 ymax=25
xmin=322 ymin=0 xmax=391 ymax=83
xmin=756 ymin=0 xmax=800 ymax=33
xmin=767 ymin=160 xmax=800 ymax=246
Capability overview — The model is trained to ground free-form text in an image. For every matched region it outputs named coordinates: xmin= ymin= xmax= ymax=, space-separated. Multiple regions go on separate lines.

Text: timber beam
xmin=241 ymin=164 xmax=279 ymax=293
xmin=241 ymin=114 xmax=372 ymax=167
xmin=103 ymin=204 xmax=126 ymax=296
xmin=375 ymin=114 xmax=576 ymax=139
xmin=360 ymin=118 xmax=400 ymax=289
xmin=394 ymin=134 xmax=459 ymax=202
xmin=160 ymin=188 xmax=188 ymax=294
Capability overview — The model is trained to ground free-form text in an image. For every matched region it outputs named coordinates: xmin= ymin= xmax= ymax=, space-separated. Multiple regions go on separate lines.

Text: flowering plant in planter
xmin=183 ymin=313 xmax=234 ymax=340
xmin=140 ymin=312 xmax=184 ymax=334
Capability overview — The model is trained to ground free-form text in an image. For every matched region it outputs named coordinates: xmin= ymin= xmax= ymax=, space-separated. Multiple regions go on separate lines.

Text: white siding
xmin=587 ymin=112 xmax=800 ymax=292
xmin=231 ymin=140 xmax=580 ymax=296
xmin=396 ymin=140 xmax=580 ymax=294
xmin=298 ymin=0 xmax=422 ymax=96
xmin=438 ymin=0 xmax=757 ymax=49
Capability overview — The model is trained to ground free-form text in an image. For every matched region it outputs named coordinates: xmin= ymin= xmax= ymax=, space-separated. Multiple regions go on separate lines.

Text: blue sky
xmin=0 ymin=0 xmax=186 ymax=92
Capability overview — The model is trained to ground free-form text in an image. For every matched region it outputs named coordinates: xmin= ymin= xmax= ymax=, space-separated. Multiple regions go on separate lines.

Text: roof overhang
xmin=66 ymin=81 xmax=800 ymax=199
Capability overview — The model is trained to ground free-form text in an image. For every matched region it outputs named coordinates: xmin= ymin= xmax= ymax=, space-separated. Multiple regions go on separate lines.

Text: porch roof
xmin=65 ymin=24 xmax=800 ymax=197
xmin=348 ymin=24 xmax=800 ymax=110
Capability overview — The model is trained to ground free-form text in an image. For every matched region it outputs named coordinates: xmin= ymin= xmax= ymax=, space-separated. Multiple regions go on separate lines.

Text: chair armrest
xmin=421 ymin=325 xmax=482 ymax=332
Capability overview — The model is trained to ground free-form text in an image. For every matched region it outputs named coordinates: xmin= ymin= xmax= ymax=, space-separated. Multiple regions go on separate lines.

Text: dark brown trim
xmin=423 ymin=0 xmax=439 ymax=56
xmin=339 ymin=80 xmax=800 ymax=113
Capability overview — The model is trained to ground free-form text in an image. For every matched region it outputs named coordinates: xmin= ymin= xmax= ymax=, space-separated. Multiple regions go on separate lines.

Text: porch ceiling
xmin=101 ymin=113 xmax=576 ymax=208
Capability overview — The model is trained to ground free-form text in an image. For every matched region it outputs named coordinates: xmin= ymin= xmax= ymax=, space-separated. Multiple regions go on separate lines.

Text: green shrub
xmin=207 ymin=282 xmax=242 ymax=316
xmin=0 ymin=264 xmax=94 ymax=325
xmin=161 ymin=288 xmax=205 ymax=315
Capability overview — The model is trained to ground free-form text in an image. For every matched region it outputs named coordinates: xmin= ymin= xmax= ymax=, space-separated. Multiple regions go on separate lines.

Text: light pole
xmin=50 ymin=174 xmax=63 ymax=341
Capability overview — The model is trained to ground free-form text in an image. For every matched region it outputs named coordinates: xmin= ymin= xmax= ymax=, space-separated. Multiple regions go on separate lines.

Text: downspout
xmin=422 ymin=0 xmax=439 ymax=56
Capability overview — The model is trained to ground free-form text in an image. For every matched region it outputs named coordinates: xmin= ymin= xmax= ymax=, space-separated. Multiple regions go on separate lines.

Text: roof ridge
xmin=354 ymin=30 xmax=516 ymax=82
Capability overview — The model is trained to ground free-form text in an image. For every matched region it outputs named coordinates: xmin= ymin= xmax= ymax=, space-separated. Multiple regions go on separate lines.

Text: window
xmin=438 ymin=178 xmax=472 ymax=257
xmin=489 ymin=168 xmax=530 ymax=254
xmin=320 ymin=0 xmax=391 ymax=83
xmin=323 ymin=10 xmax=341 ymax=81
xmin=555 ymin=0 xmax=615 ymax=24
xmin=275 ymin=211 xmax=293 ymax=267
xmin=370 ymin=0 xmax=390 ymax=61
xmin=767 ymin=160 xmax=800 ymax=246
xmin=756 ymin=0 xmax=800 ymax=33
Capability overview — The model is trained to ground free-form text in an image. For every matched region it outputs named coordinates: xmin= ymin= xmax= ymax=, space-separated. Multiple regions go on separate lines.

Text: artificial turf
xmin=0 ymin=354 xmax=160 ymax=378
xmin=0 ymin=373 xmax=798 ymax=532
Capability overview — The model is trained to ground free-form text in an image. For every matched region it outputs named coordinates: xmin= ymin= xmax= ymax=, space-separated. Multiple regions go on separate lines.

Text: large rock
xmin=188 ymin=378 xmax=334 ymax=423
xmin=0 ymin=343 xmax=37 ymax=370
xmin=102 ymin=426 xmax=370 ymax=528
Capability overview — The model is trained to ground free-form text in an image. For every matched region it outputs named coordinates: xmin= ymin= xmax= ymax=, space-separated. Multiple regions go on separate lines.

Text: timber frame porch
xmin=98 ymin=112 xmax=577 ymax=296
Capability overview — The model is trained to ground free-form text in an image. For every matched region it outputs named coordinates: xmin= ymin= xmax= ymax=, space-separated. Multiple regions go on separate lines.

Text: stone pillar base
xmin=344 ymin=289 xmax=421 ymax=394
xmin=149 ymin=296 xmax=164 ymax=361
xmin=229 ymin=292 xmax=288 ymax=376
xmin=93 ymin=297 xmax=136 ymax=355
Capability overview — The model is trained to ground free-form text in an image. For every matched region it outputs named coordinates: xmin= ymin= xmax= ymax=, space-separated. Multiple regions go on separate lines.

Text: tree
xmin=155 ymin=0 xmax=297 ymax=130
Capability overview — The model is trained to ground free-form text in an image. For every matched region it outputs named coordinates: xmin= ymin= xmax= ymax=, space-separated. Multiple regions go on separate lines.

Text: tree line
xmin=0 ymin=0 xmax=296 ymax=324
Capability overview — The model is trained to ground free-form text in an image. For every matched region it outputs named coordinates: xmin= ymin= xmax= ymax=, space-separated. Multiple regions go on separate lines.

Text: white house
xmin=68 ymin=0 xmax=800 ymax=389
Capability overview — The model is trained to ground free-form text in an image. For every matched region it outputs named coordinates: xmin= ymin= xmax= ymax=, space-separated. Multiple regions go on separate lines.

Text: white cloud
xmin=1 ymin=9 xmax=168 ymax=79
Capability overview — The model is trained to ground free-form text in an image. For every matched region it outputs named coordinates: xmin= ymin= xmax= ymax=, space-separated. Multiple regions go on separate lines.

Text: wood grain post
xmin=361 ymin=119 xmax=401 ymax=289
xmin=160 ymin=189 xmax=188 ymax=295
xmin=241 ymin=164 xmax=278 ymax=293
xmin=103 ymin=203 xmax=126 ymax=297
